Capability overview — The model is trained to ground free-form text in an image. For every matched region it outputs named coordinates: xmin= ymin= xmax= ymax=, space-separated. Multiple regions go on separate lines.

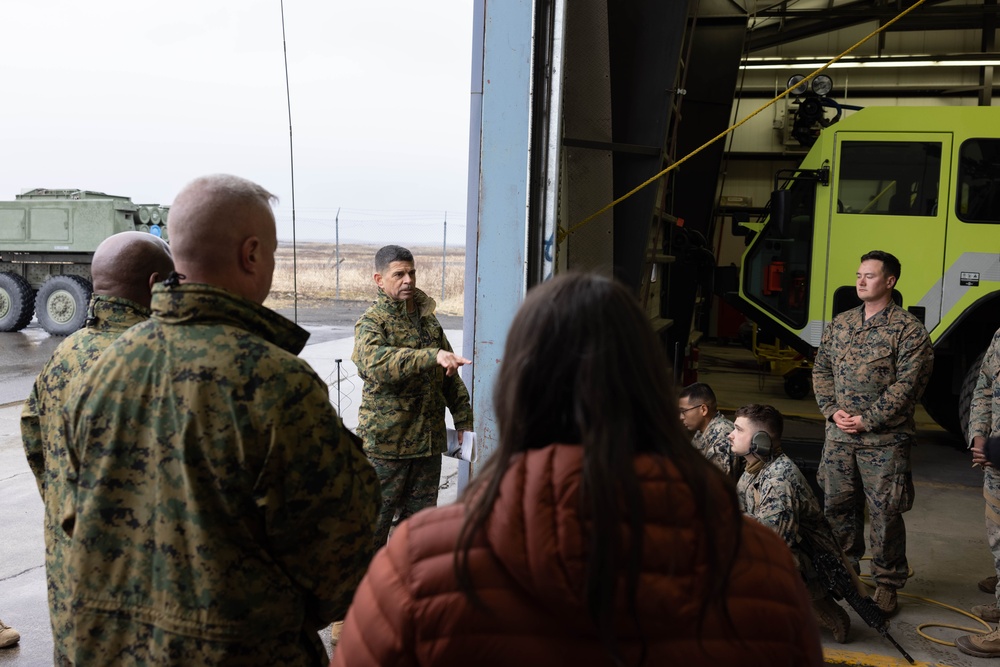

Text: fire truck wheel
xmin=783 ymin=369 xmax=812 ymax=400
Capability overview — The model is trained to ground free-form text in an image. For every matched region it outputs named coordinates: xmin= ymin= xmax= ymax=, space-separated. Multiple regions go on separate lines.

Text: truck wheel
xmin=920 ymin=367 xmax=962 ymax=439
xmin=0 ymin=272 xmax=36 ymax=332
xmin=959 ymin=351 xmax=986 ymax=446
xmin=35 ymin=275 xmax=92 ymax=336
xmin=783 ymin=368 xmax=812 ymax=399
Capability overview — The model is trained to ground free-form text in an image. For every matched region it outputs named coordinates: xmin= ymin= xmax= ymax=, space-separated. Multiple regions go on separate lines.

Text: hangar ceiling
xmin=736 ymin=0 xmax=997 ymax=102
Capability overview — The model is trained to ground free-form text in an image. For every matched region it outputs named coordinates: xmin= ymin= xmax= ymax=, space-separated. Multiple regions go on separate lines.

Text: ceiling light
xmin=742 ymin=55 xmax=1000 ymax=70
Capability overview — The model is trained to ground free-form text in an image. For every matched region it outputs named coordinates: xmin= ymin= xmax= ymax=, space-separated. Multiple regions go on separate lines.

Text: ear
xmin=699 ymin=404 xmax=709 ymax=418
xmin=887 ymin=274 xmax=897 ymax=290
xmin=373 ymin=272 xmax=384 ymax=288
xmin=240 ymin=236 xmax=261 ymax=274
xmin=148 ymin=272 xmax=161 ymax=290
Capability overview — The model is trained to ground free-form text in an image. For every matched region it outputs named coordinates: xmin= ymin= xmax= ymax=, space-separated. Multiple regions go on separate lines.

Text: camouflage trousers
xmin=817 ymin=438 xmax=914 ymax=589
xmin=984 ymin=466 xmax=1000 ymax=602
xmin=369 ymin=455 xmax=442 ymax=548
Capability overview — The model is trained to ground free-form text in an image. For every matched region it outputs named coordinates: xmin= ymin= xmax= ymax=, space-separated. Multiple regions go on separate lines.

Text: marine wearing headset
xmin=729 ymin=403 xmax=853 ymax=644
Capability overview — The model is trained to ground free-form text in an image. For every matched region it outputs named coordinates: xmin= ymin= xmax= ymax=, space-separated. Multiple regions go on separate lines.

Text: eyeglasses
xmin=679 ymin=404 xmax=704 ymax=415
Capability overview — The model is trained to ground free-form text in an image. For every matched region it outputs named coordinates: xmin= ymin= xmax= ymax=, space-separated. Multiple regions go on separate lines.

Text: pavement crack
xmin=0 ymin=471 xmax=32 ymax=483
xmin=0 ymin=564 xmax=43 ymax=583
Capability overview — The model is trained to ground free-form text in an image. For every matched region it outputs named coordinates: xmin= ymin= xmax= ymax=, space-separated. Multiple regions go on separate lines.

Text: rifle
xmin=808 ymin=545 xmax=915 ymax=664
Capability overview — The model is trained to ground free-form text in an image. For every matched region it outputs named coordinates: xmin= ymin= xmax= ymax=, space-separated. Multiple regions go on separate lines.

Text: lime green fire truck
xmin=730 ymin=106 xmax=1000 ymax=440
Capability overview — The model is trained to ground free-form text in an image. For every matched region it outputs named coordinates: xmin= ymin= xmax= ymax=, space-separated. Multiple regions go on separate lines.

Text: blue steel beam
xmin=462 ymin=0 xmax=533 ymax=470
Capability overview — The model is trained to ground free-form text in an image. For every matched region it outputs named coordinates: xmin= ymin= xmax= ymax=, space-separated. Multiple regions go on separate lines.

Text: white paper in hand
xmin=446 ymin=429 xmax=477 ymax=462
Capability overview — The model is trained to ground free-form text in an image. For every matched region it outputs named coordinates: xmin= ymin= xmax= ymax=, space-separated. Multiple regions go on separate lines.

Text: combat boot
xmin=974 ymin=602 xmax=1000 ymax=622
xmin=981 ymin=575 xmax=999 ymax=594
xmin=0 ymin=620 xmax=19 ymax=648
xmin=812 ymin=596 xmax=850 ymax=643
xmin=956 ymin=626 xmax=1000 ymax=658
xmin=873 ymin=584 xmax=898 ymax=615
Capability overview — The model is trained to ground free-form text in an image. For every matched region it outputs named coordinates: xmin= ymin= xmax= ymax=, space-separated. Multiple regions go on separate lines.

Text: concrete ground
xmin=0 ymin=335 xmax=996 ymax=666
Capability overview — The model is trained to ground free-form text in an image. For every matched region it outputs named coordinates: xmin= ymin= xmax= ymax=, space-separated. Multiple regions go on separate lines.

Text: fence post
xmin=335 ymin=208 xmax=341 ymax=300
xmin=335 ymin=358 xmax=342 ymax=414
xmin=441 ymin=212 xmax=447 ymax=301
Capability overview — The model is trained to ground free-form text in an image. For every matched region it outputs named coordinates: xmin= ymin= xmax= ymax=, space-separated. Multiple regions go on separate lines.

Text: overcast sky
xmin=0 ymin=1 xmax=473 ymax=245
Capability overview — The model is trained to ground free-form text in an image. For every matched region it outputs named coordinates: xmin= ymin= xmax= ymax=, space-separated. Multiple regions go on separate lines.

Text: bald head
xmin=91 ymin=232 xmax=175 ymax=308
xmin=167 ymin=174 xmax=278 ymax=304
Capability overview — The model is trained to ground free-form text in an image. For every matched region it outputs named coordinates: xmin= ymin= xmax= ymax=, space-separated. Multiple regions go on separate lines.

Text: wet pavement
xmin=0 ymin=324 xmax=60 ymax=406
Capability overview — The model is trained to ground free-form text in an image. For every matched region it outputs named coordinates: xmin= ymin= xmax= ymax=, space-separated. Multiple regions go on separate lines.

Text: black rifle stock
xmin=808 ymin=545 xmax=915 ymax=664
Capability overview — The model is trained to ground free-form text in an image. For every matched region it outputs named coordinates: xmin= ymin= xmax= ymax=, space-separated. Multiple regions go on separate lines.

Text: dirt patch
xmin=269 ymin=241 xmax=466 ymax=317
xmin=268 ymin=298 xmax=464 ymax=331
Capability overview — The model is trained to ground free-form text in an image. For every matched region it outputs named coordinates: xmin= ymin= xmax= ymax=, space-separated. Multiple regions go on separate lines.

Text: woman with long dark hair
xmin=332 ymin=273 xmax=822 ymax=666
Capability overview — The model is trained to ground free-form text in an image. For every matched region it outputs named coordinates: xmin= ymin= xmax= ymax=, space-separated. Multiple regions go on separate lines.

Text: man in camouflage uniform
xmin=21 ymin=231 xmax=173 ymax=662
xmin=679 ymin=382 xmax=742 ymax=480
xmin=60 ymin=174 xmax=380 ymax=666
xmin=730 ymin=403 xmax=852 ymax=643
xmin=813 ymin=250 xmax=933 ymax=615
xmin=353 ymin=244 xmax=474 ymax=548
xmin=955 ymin=327 xmax=1000 ymax=657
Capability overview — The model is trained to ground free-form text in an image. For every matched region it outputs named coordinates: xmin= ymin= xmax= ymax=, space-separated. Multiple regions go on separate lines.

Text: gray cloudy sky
xmin=0 ymin=1 xmax=473 ymax=245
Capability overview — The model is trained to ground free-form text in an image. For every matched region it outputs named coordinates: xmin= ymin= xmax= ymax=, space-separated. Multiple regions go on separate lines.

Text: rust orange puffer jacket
xmin=332 ymin=444 xmax=823 ymax=667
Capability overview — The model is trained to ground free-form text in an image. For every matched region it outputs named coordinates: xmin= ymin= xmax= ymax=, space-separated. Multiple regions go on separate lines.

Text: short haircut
xmin=375 ymin=245 xmax=414 ymax=274
xmin=678 ymin=382 xmax=718 ymax=411
xmin=734 ymin=403 xmax=784 ymax=441
xmin=860 ymin=250 xmax=901 ymax=282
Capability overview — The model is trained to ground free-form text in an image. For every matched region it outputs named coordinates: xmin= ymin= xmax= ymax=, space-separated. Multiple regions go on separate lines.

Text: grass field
xmin=265 ymin=242 xmax=466 ymax=315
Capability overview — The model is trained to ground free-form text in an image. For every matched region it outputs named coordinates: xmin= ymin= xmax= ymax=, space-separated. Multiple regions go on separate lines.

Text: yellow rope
xmin=857 ymin=565 xmax=993 ymax=648
xmin=556 ymin=0 xmax=929 ymax=245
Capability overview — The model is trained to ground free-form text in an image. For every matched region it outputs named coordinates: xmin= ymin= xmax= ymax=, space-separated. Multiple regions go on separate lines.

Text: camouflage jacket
xmin=353 ymin=287 xmax=473 ymax=459
xmin=813 ymin=302 xmax=933 ymax=445
xmin=61 ymin=283 xmax=380 ymax=666
xmin=21 ymin=295 xmax=149 ymax=659
xmin=970 ymin=327 xmax=1000 ymax=444
xmin=737 ymin=453 xmax=842 ymax=577
xmin=692 ymin=412 xmax=739 ymax=477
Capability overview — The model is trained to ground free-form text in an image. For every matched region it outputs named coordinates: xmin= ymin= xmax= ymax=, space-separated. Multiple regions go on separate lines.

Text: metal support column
xmin=463 ymin=0 xmax=534 ymax=466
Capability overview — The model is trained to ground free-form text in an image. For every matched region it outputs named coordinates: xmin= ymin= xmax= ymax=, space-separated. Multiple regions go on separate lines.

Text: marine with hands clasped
xmin=813 ymin=250 xmax=933 ymax=616
xmin=954 ymin=328 xmax=1000 ymax=658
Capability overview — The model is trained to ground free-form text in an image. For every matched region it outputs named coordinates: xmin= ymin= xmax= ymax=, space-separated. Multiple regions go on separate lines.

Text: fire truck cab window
xmin=837 ymin=141 xmax=941 ymax=216
xmin=957 ymin=139 xmax=1000 ymax=224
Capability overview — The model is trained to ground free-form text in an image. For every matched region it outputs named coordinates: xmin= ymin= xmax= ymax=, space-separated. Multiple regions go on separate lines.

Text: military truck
xmin=728 ymin=106 xmax=1000 ymax=440
xmin=0 ymin=189 xmax=169 ymax=335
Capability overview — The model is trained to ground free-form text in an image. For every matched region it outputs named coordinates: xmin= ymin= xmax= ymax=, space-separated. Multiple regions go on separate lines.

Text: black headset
xmin=750 ymin=431 xmax=773 ymax=458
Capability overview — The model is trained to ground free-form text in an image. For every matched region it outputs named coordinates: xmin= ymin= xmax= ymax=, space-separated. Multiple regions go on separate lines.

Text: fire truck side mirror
xmin=770 ymin=188 xmax=790 ymax=236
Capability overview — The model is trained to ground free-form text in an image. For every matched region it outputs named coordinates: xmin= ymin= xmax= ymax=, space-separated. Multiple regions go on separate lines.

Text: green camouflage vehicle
xmin=729 ymin=106 xmax=1000 ymax=440
xmin=0 ymin=188 xmax=169 ymax=335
